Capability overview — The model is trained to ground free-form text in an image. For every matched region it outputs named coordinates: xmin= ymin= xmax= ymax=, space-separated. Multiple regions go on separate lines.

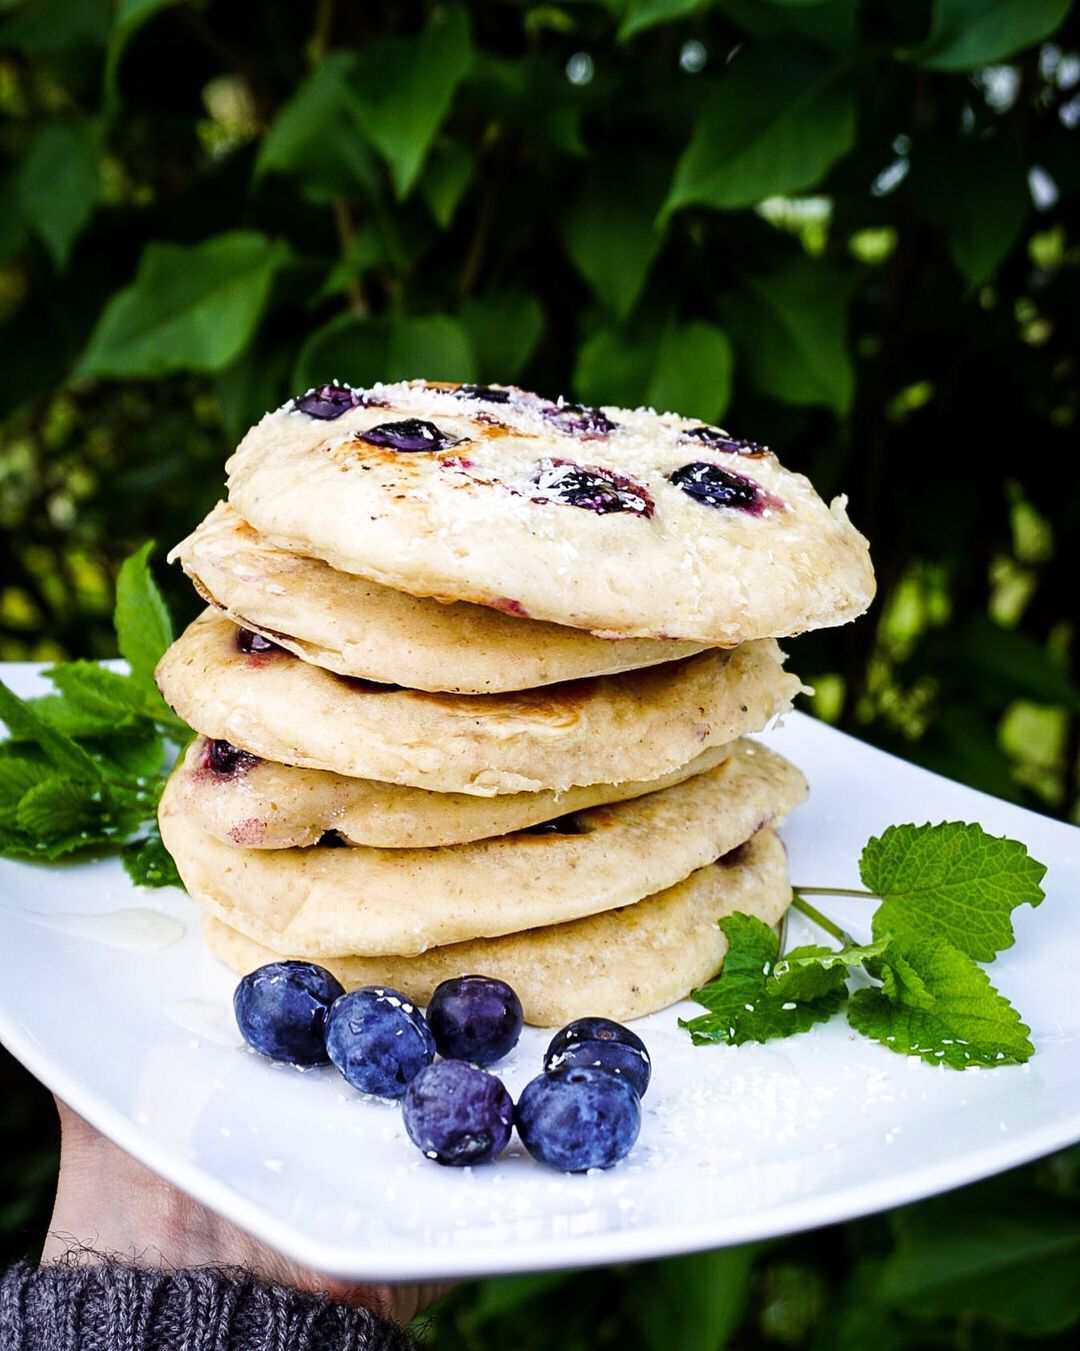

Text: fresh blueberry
xmin=358 ymin=419 xmax=456 ymax=452
xmin=519 ymin=812 xmax=588 ymax=836
xmin=543 ymin=401 xmax=618 ymax=438
xmin=669 ymin=461 xmax=763 ymax=513
xmin=206 ymin=739 xmax=259 ymax=776
xmin=533 ymin=459 xmax=654 ymax=517
xmin=454 ymin=384 xmax=513 ymax=404
xmin=515 ymin=1066 xmax=641 ymax=1172
xmin=402 ymin=1060 xmax=514 ymax=1166
xmin=426 ymin=975 xmax=524 ymax=1067
xmin=681 ymin=424 xmax=770 ymax=456
xmin=294 ymin=383 xmax=369 ymax=420
xmin=544 ymin=1018 xmax=651 ymax=1099
xmin=235 ymin=627 xmax=281 ymax=655
xmin=233 ymin=961 xmax=344 ymax=1065
xmin=325 ymin=987 xmax=436 ymax=1098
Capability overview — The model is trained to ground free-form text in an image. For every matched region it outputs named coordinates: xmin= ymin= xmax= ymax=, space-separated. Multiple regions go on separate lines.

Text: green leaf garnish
xmin=862 ymin=822 xmax=1046 ymax=962
xmin=848 ymin=939 xmax=1034 ymax=1069
xmin=680 ymin=914 xmax=883 ymax=1046
xmin=123 ymin=824 xmax=183 ymax=889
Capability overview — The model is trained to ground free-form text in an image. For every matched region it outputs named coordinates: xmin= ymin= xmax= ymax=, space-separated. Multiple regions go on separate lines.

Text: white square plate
xmin=1 ymin=662 xmax=1078 ymax=1282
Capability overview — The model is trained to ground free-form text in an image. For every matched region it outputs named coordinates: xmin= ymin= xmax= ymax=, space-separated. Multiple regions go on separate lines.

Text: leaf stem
xmin=791 ymin=892 xmax=857 ymax=948
xmin=794 ymin=886 xmax=878 ymax=898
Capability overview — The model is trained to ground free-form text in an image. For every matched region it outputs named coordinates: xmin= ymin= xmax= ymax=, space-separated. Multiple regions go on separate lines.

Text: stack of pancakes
xmin=156 ymin=380 xmax=874 ymax=1026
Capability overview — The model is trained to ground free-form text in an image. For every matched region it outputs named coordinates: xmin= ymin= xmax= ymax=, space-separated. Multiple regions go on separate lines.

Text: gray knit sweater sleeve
xmin=0 ymin=1262 xmax=413 ymax=1351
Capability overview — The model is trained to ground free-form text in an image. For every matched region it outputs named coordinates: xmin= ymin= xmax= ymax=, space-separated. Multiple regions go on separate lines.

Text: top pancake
xmin=225 ymin=380 xmax=875 ymax=643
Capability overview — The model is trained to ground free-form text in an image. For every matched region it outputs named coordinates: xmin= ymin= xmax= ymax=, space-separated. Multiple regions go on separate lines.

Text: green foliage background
xmin=2 ymin=0 xmax=1079 ymax=1345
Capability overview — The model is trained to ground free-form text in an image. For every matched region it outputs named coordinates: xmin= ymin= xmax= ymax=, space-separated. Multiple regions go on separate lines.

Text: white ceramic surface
xmin=1 ymin=662 xmax=1078 ymax=1282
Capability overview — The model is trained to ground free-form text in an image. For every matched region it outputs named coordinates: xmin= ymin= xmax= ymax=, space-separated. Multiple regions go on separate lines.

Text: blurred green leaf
xmin=876 ymin=1185 xmax=1080 ymax=1332
xmin=256 ymin=53 xmax=381 ymax=201
xmin=663 ymin=44 xmax=855 ymax=215
xmin=576 ymin=320 xmax=733 ymax=420
xmin=420 ymin=139 xmax=474 ymax=228
xmin=386 ymin=314 xmax=475 ymax=383
xmin=632 ymin=1246 xmax=759 ymax=1351
xmin=618 ymin=0 xmax=705 ymax=42
xmin=0 ymin=0 xmax=110 ymax=52
xmin=293 ymin=313 xmax=389 ymax=392
xmin=351 ymin=6 xmax=474 ymax=198
xmin=721 ymin=0 xmax=858 ymax=54
xmin=470 ymin=1271 xmax=576 ymax=1323
xmin=912 ymin=0 xmax=1073 ymax=71
xmin=562 ymin=161 xmax=667 ymax=318
xmin=460 ymin=292 xmax=544 ymax=381
xmin=77 ymin=232 xmax=290 ymax=378
xmin=16 ymin=121 xmax=100 ymax=269
xmin=114 ymin=541 xmax=173 ymax=694
xmin=106 ymin=0 xmax=185 ymax=97
xmin=912 ymin=139 xmax=1028 ymax=284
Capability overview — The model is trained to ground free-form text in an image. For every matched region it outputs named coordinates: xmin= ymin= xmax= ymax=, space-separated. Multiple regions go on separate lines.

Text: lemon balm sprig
xmin=683 ymin=822 xmax=1047 ymax=1070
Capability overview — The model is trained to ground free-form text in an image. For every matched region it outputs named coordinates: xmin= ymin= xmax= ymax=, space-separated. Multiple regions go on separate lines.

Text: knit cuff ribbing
xmin=1 ymin=1260 xmax=413 ymax=1351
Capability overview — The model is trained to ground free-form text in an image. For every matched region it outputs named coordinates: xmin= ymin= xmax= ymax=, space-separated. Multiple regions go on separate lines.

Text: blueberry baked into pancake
xmin=156 ymin=379 xmax=874 ymax=1026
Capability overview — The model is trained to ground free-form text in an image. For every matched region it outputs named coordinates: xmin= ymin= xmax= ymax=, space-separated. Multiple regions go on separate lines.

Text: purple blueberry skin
xmin=325 ymin=987 xmax=436 ymax=1098
xmin=515 ymin=1066 xmax=641 ymax=1172
xmin=454 ymin=384 xmax=512 ymax=404
xmin=358 ymin=419 xmax=454 ymax=452
xmin=533 ymin=460 xmax=654 ymax=517
xmin=543 ymin=401 xmax=618 ymax=438
xmin=402 ymin=1060 xmax=514 ymax=1166
xmin=682 ymin=424 xmax=769 ymax=456
xmin=235 ymin=627 xmax=281 ymax=655
xmin=544 ymin=1017 xmax=651 ymax=1098
xmin=668 ymin=461 xmax=762 ymax=512
xmin=426 ymin=975 xmax=524 ymax=1067
xmin=206 ymin=739 xmax=259 ymax=776
xmin=294 ymin=384 xmax=367 ymax=420
xmin=233 ymin=961 xmax=345 ymax=1066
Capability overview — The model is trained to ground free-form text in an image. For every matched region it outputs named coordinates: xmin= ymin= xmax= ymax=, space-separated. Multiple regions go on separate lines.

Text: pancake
xmin=202 ymin=828 xmax=792 ymax=1026
xmin=156 ymin=608 xmax=803 ymax=795
xmin=225 ymin=379 xmax=874 ymax=643
xmin=159 ymin=740 xmax=807 ymax=957
xmin=172 ymin=501 xmax=707 ymax=691
xmin=170 ymin=736 xmax=731 ymax=849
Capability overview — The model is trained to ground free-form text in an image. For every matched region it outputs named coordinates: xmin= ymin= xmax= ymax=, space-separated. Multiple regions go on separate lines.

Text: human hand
xmin=44 ymin=1099 xmax=450 ymax=1326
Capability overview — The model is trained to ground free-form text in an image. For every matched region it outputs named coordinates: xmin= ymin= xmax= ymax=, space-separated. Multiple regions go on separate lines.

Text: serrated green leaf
xmin=350 ymin=6 xmax=473 ymax=197
xmin=872 ymin=947 xmax=936 ymax=1009
xmin=11 ymin=692 xmax=118 ymax=739
xmin=45 ymin=660 xmax=148 ymax=720
xmin=575 ymin=320 xmax=734 ymax=422
xmin=681 ymin=912 xmax=848 ymax=1045
xmin=16 ymin=121 xmax=99 ymax=268
xmin=85 ymin=727 xmax=167 ymax=781
xmin=0 ymin=679 xmax=102 ymax=782
xmin=77 ymin=232 xmax=290 ymax=378
xmin=460 ymin=292 xmax=544 ymax=382
xmin=663 ymin=44 xmax=855 ymax=216
xmin=912 ymin=0 xmax=1072 ymax=72
xmin=726 ymin=259 xmax=853 ymax=414
xmin=15 ymin=776 xmax=136 ymax=843
xmin=115 ymin=542 xmax=173 ymax=691
xmin=0 ymin=757 xmax=53 ymax=824
xmin=863 ymin=822 xmax=1046 ymax=962
xmin=123 ymin=825 xmax=183 ymax=889
xmin=772 ymin=936 xmax=889 ymax=1002
xmin=848 ymin=938 xmax=1033 ymax=1069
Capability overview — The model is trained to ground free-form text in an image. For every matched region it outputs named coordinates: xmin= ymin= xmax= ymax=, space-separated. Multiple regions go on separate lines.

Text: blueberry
xmin=325 ymin=987 xmax=436 ymax=1098
xmin=682 ymin=424 xmax=769 ymax=456
xmin=519 ymin=812 xmax=588 ymax=836
xmin=206 ymin=739 xmax=259 ymax=776
xmin=545 ymin=1018 xmax=651 ymax=1098
xmin=358 ymin=419 xmax=456 ymax=452
xmin=669 ymin=461 xmax=763 ymax=513
xmin=294 ymin=384 xmax=369 ymax=420
xmin=233 ymin=961 xmax=344 ymax=1065
xmin=543 ymin=401 xmax=618 ymax=438
xmin=235 ymin=626 xmax=281 ymax=655
xmin=515 ymin=1067 xmax=641 ymax=1172
xmin=402 ymin=1060 xmax=514 ymax=1166
xmin=454 ymin=384 xmax=513 ymax=404
xmin=533 ymin=459 xmax=654 ymax=517
xmin=426 ymin=975 xmax=524 ymax=1066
